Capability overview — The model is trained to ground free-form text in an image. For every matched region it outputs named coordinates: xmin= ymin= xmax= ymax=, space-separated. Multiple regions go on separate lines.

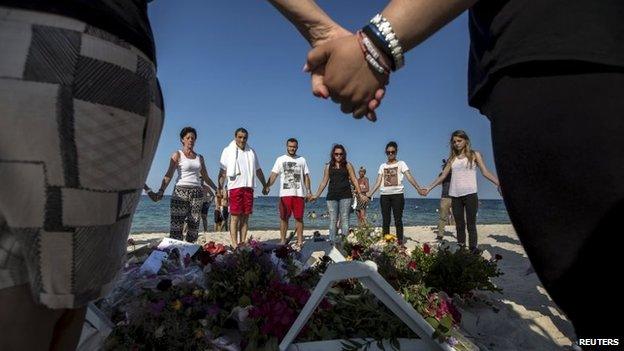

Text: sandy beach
xmin=129 ymin=224 xmax=576 ymax=350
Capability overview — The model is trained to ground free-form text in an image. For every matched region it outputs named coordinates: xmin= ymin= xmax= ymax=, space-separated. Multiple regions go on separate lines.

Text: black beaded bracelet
xmin=362 ymin=24 xmax=396 ymax=71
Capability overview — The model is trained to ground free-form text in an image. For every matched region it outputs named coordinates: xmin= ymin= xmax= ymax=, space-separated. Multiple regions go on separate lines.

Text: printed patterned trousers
xmin=170 ymin=186 xmax=204 ymax=242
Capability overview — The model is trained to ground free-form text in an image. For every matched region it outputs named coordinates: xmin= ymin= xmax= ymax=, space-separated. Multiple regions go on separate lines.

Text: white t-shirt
xmin=271 ymin=155 xmax=310 ymax=197
xmin=219 ymin=145 xmax=261 ymax=190
xmin=378 ymin=160 xmax=410 ymax=195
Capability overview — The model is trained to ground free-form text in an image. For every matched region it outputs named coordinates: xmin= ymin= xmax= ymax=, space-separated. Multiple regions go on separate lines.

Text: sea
xmin=130 ymin=196 xmax=510 ymax=233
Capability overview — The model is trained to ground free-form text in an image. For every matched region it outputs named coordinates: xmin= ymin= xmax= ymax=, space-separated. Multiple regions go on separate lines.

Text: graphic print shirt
xmin=271 ymin=155 xmax=310 ymax=197
xmin=378 ymin=161 xmax=409 ymax=195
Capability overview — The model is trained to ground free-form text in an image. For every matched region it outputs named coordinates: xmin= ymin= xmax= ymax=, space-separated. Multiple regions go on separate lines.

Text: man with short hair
xmin=265 ymin=138 xmax=312 ymax=248
xmin=218 ymin=128 xmax=268 ymax=247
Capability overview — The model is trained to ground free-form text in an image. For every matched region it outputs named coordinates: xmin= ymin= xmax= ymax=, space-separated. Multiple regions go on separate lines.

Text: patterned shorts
xmin=0 ymin=7 xmax=163 ymax=309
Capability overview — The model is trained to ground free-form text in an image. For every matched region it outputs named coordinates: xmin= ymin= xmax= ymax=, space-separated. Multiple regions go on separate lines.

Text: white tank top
xmin=175 ymin=150 xmax=202 ymax=187
xmin=448 ymin=157 xmax=478 ymax=197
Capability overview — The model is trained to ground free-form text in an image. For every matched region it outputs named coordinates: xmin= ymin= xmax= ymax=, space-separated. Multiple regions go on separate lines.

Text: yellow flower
xmin=346 ymin=255 xmax=353 ymax=261
xmin=192 ymin=289 xmax=202 ymax=297
xmin=384 ymin=234 xmax=396 ymax=242
xmin=171 ymin=300 xmax=182 ymax=311
xmin=194 ymin=328 xmax=204 ymax=339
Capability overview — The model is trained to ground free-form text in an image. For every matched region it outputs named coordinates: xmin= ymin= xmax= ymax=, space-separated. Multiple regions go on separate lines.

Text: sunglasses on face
xmin=334 ymin=153 xmax=344 ymax=156
xmin=386 ymin=150 xmax=396 ymax=155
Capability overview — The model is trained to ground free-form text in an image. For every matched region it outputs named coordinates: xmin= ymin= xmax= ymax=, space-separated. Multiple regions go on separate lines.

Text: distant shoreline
xmin=139 ymin=194 xmax=505 ymax=201
xmin=130 ymin=223 xmax=512 ymax=236
xmin=130 ymin=222 xmax=512 ymax=233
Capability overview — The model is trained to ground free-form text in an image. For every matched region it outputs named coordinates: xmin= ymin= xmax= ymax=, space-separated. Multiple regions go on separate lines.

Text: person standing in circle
xmin=153 ymin=127 xmax=218 ymax=243
xmin=265 ymin=138 xmax=312 ymax=249
xmin=218 ymin=128 xmax=268 ymax=247
xmin=424 ymin=131 xmax=500 ymax=252
xmin=311 ymin=144 xmax=366 ymax=243
xmin=367 ymin=141 xmax=426 ymax=245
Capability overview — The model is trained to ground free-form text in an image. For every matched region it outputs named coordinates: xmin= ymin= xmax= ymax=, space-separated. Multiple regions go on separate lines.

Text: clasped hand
xmin=305 ymin=32 xmax=388 ymax=121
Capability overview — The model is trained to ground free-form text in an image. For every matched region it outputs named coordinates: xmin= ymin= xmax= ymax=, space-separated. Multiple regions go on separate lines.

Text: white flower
xmin=346 ymin=233 xmax=358 ymax=244
xmin=230 ymin=306 xmax=252 ymax=332
xmin=155 ymin=325 xmax=165 ymax=338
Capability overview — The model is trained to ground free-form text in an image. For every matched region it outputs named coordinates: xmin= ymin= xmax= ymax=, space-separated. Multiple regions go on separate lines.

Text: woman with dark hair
xmin=152 ymin=127 xmax=217 ymax=242
xmin=367 ymin=141 xmax=426 ymax=244
xmin=424 ymin=131 xmax=499 ymax=252
xmin=311 ymin=144 xmax=366 ymax=243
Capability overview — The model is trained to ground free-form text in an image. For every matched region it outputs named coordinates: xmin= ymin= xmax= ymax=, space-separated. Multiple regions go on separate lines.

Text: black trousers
xmin=451 ymin=193 xmax=478 ymax=249
xmin=380 ymin=194 xmax=405 ymax=242
xmin=482 ymin=63 xmax=624 ymax=340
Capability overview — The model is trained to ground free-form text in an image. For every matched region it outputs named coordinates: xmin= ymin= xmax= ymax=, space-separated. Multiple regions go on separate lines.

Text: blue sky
xmin=145 ymin=0 xmax=500 ymax=199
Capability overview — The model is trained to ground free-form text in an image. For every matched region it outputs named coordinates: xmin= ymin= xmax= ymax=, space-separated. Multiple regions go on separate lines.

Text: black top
xmin=468 ymin=0 xmax=624 ymax=109
xmin=2 ymin=0 xmax=155 ymax=62
xmin=326 ymin=165 xmax=352 ymax=201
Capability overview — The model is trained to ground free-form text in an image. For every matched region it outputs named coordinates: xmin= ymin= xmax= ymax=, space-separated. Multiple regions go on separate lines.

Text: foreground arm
xmin=267 ymin=0 xmax=348 ymax=47
xmin=381 ymin=0 xmax=477 ymax=52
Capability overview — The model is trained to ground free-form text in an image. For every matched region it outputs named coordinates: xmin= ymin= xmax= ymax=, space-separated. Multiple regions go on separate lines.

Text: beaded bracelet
xmin=364 ymin=13 xmax=405 ymax=71
xmin=356 ymin=30 xmax=390 ymax=75
xmin=359 ymin=31 xmax=392 ymax=72
xmin=362 ymin=24 xmax=395 ymax=71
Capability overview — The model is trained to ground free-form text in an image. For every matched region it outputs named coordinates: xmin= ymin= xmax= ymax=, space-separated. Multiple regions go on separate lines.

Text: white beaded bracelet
xmin=370 ymin=13 xmax=404 ymax=70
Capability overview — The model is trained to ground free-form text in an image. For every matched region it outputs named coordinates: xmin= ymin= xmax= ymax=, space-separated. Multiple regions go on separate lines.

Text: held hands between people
xmin=147 ymin=191 xmax=159 ymax=202
xmin=418 ymin=188 xmax=429 ymax=197
xmin=357 ymin=193 xmax=369 ymax=204
xmin=305 ymin=33 xmax=387 ymax=121
xmin=262 ymin=186 xmax=270 ymax=196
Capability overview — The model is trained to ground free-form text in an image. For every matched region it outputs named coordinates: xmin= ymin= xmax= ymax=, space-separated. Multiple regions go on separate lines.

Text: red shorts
xmin=279 ymin=196 xmax=305 ymax=221
xmin=229 ymin=187 xmax=254 ymax=215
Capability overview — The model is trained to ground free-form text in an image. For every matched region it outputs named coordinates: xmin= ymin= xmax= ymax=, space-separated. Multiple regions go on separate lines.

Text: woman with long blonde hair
xmin=424 ymin=130 xmax=500 ymax=251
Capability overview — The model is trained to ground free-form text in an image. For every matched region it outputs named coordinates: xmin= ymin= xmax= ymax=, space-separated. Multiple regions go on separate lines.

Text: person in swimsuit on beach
xmin=355 ymin=166 xmax=370 ymax=225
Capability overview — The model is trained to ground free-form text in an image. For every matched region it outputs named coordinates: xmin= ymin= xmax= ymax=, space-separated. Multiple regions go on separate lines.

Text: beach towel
xmin=222 ymin=140 xmax=256 ymax=181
